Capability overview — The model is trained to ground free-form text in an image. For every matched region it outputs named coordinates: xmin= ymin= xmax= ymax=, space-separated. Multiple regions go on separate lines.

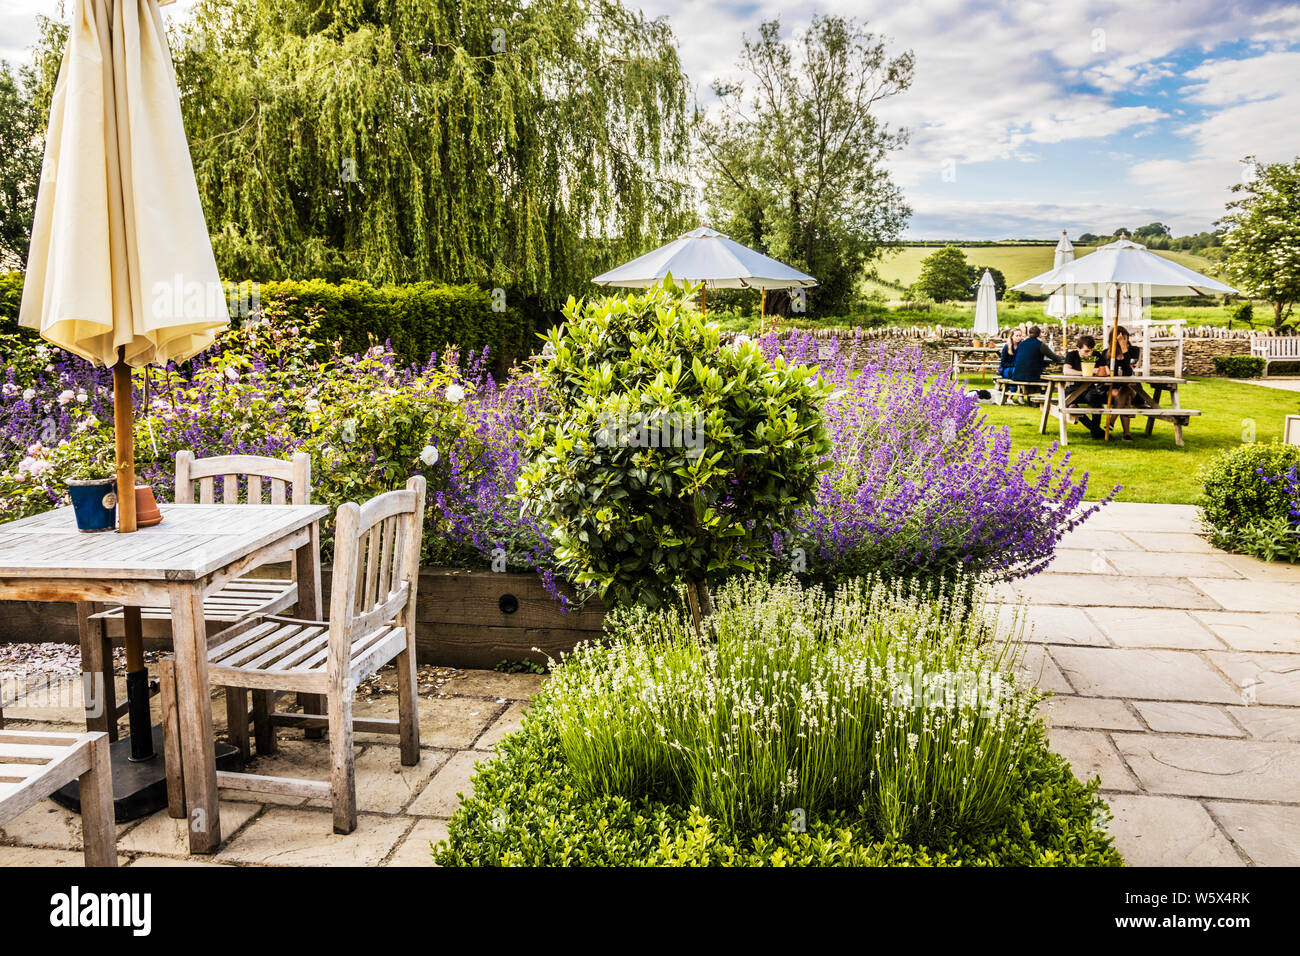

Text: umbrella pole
xmin=113 ymin=349 xmax=137 ymax=534
xmin=113 ymin=349 xmax=153 ymax=760
xmin=701 ymin=284 xmax=706 ymax=316
xmin=760 ymin=289 xmax=766 ymax=332
xmin=1104 ymin=289 xmax=1119 ymax=441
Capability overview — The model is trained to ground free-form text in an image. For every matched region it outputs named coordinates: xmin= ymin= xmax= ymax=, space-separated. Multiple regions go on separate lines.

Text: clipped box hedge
xmin=1212 ymin=354 xmax=1266 ymax=378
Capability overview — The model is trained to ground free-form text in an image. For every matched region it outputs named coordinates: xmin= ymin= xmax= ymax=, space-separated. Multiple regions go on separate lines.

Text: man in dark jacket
xmin=1011 ymin=325 xmax=1064 ymax=382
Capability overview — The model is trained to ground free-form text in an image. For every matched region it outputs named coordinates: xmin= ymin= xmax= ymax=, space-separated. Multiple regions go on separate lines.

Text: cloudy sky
xmin=4 ymin=0 xmax=1299 ymax=238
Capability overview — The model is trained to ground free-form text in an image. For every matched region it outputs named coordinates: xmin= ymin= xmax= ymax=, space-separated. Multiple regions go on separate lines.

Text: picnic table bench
xmin=994 ymin=377 xmax=1051 ymax=405
xmin=950 ymin=345 xmax=1001 ymax=379
xmin=1038 ymin=374 xmax=1200 ymax=447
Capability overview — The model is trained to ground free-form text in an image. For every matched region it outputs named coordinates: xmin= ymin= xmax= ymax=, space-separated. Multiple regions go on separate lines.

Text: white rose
xmin=304 ymin=398 xmax=321 ymax=413
xmin=1 ymin=383 xmax=16 ymax=396
xmin=75 ymin=391 xmax=88 ymax=403
xmin=445 ymin=383 xmax=465 ymax=403
xmin=419 ymin=444 xmax=439 ymax=466
xmin=22 ymin=388 xmax=36 ymax=402
xmin=224 ymin=366 xmax=239 ymax=382
xmin=57 ymin=389 xmax=76 ymax=406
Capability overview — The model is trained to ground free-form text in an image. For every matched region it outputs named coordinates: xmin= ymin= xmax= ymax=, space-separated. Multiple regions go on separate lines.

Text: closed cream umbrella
xmin=973 ymin=269 xmax=999 ymax=338
xmin=1045 ymin=230 xmax=1081 ymax=350
xmin=18 ymin=0 xmax=229 ymax=769
xmin=21 ymin=0 xmax=228 ymax=535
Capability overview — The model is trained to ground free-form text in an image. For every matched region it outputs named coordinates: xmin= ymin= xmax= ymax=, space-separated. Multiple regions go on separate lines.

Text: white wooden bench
xmin=0 ymin=730 xmax=116 ymax=866
xmin=1251 ymin=335 xmax=1300 ymax=377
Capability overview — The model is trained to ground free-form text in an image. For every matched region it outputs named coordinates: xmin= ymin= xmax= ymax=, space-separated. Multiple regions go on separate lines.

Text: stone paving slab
xmin=1131 ymin=701 xmax=1245 ymax=737
xmin=1083 ymin=607 xmax=1223 ymax=650
xmin=1051 ymin=646 xmax=1242 ymax=703
xmin=1039 ymin=695 xmax=1142 ymax=731
xmin=1102 ymin=795 xmax=1244 ymax=867
xmin=1113 ymin=734 xmax=1300 ymax=802
xmin=999 ymin=573 xmax=1221 ymax=609
xmin=1047 ymin=729 xmax=1138 ymax=791
xmin=1190 ymin=578 xmax=1300 ymax=613
xmin=1206 ymin=802 xmax=1300 ymax=867
xmin=1192 ymin=611 xmax=1300 ymax=653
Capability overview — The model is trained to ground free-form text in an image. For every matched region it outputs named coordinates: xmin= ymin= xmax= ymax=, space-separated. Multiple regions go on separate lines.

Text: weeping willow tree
xmin=167 ymin=0 xmax=691 ymax=294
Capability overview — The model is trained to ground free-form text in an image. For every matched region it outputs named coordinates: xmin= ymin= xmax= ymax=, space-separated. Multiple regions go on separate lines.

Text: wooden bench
xmin=0 ymin=730 xmax=116 ymax=866
xmin=1251 ymin=336 xmax=1300 ymax=377
xmin=994 ymin=378 xmax=1051 ymax=405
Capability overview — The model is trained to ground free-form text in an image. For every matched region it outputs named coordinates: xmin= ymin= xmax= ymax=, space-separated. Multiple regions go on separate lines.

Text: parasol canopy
xmin=20 ymin=0 xmax=229 ymax=532
xmin=973 ymin=269 xmax=999 ymax=336
xmin=1015 ymin=238 xmax=1237 ymax=300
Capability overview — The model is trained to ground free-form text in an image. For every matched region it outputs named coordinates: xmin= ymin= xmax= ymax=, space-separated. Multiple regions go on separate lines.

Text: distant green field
xmin=871 ymin=243 xmax=1221 ymax=291
xmin=717 ymin=302 xmax=1239 ymax=333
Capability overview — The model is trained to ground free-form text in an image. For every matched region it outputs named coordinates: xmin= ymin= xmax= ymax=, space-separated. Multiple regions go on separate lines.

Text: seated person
xmin=1111 ymin=326 xmax=1155 ymax=408
xmin=998 ymin=328 xmax=1024 ymax=398
xmin=1097 ymin=330 xmax=1138 ymax=441
xmin=1010 ymin=325 xmax=1064 ymax=384
xmin=1062 ymin=335 xmax=1107 ymax=440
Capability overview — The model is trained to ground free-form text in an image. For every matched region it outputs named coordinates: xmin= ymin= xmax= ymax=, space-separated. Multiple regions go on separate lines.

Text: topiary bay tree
xmin=517 ymin=284 xmax=830 ymax=619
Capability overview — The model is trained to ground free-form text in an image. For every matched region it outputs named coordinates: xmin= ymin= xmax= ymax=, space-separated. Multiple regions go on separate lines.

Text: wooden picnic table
xmin=950 ymin=345 xmax=1001 ymax=379
xmin=0 ymin=502 xmax=327 ymax=853
xmin=1038 ymin=374 xmax=1199 ymax=447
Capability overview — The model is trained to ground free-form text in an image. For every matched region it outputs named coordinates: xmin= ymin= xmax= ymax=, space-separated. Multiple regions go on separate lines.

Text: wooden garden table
xmin=0 ymin=502 xmax=327 ymax=853
xmin=1037 ymin=374 xmax=1199 ymax=447
xmin=950 ymin=345 xmax=1001 ymax=379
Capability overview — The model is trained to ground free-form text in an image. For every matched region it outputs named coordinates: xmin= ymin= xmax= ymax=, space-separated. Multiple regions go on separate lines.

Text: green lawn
xmin=978 ymin=378 xmax=1300 ymax=504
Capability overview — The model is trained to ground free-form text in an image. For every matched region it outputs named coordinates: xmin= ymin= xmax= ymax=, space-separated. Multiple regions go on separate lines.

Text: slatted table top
xmin=0 ymin=504 xmax=328 ymax=581
xmin=1042 ymin=374 xmax=1186 ymax=384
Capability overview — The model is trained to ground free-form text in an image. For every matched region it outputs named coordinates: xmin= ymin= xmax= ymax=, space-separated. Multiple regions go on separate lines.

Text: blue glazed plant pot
xmin=67 ymin=478 xmax=118 ymax=533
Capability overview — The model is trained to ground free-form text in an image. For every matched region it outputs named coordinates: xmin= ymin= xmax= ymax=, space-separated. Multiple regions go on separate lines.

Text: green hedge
xmin=1212 ymin=355 xmax=1266 ymax=378
xmin=433 ymin=708 xmax=1124 ymax=867
xmin=1 ymin=273 xmax=545 ymax=368
xmin=255 ymin=279 xmax=540 ymax=368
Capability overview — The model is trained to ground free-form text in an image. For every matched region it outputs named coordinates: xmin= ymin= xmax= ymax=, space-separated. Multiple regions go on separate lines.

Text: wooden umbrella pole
xmin=113 ymin=347 xmax=137 ymax=534
xmin=1103 ymin=288 xmax=1120 ymax=441
xmin=701 ymin=284 xmax=707 ymax=316
xmin=113 ymin=348 xmax=153 ymax=759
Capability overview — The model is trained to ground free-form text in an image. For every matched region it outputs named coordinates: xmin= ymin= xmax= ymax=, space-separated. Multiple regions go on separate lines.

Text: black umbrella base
xmin=50 ymin=725 xmax=243 ymax=823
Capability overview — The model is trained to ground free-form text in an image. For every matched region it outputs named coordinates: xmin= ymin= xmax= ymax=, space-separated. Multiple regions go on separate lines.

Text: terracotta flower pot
xmin=134 ymin=485 xmax=164 ymax=527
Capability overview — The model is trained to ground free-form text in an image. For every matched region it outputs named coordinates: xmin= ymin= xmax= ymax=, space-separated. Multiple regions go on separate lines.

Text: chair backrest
xmin=175 ymin=451 xmax=311 ymax=506
xmin=326 ymin=476 xmax=427 ymax=674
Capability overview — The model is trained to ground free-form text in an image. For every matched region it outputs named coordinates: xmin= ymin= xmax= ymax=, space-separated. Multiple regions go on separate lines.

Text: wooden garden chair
xmin=0 ymin=730 xmax=116 ymax=866
xmin=85 ymin=451 xmax=314 ymax=754
xmin=161 ymin=476 xmax=426 ymax=834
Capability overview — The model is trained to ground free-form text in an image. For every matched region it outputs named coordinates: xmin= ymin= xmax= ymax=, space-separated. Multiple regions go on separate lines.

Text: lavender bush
xmin=763 ymin=331 xmax=1112 ymax=584
xmin=1 ymin=312 xmax=1106 ymax=598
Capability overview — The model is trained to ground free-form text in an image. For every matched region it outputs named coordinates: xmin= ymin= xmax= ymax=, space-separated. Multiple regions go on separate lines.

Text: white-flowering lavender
xmin=538 ymin=574 xmax=1042 ymax=839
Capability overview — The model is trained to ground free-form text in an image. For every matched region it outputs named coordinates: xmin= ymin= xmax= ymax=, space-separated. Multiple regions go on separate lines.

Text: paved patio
xmin=1 ymin=500 xmax=1296 ymax=866
xmin=0 ymin=667 xmax=543 ymax=867
xmin=999 ymin=501 xmax=1300 ymax=867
